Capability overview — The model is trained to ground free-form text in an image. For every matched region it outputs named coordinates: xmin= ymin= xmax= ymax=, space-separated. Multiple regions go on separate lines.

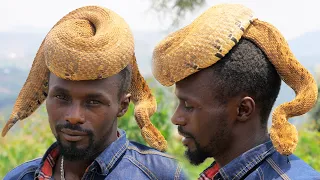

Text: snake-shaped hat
xmin=2 ymin=6 xmax=167 ymax=151
xmin=152 ymin=4 xmax=318 ymax=155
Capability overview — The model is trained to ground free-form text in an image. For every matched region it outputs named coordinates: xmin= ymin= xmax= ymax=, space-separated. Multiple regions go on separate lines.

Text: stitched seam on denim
xmin=257 ymin=167 xmax=264 ymax=180
xmin=15 ymin=167 xmax=37 ymax=180
xmin=37 ymin=171 xmax=52 ymax=180
xmin=233 ymin=154 xmax=261 ymax=179
xmin=89 ymin=172 xmax=95 ymax=180
xmin=266 ymin=158 xmax=290 ymax=180
xmin=127 ymin=146 xmax=175 ymax=159
xmin=123 ymin=155 xmax=158 ymax=180
xmin=106 ymin=140 xmax=129 ymax=170
xmin=219 ymin=168 xmax=229 ymax=180
xmin=174 ymin=165 xmax=182 ymax=180
xmin=80 ymin=171 xmax=93 ymax=180
xmin=8 ymin=157 xmax=41 ymax=179
xmin=233 ymin=155 xmax=260 ymax=180
xmin=240 ymin=154 xmax=262 ymax=178
xmin=230 ymin=146 xmax=274 ymax=180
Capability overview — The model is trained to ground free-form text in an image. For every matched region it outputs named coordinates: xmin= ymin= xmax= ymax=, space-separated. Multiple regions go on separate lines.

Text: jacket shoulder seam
xmin=257 ymin=167 xmax=264 ymax=180
xmin=5 ymin=157 xmax=41 ymax=179
xmin=123 ymin=155 xmax=158 ymax=180
xmin=174 ymin=165 xmax=182 ymax=180
xmin=17 ymin=167 xmax=38 ymax=180
xmin=127 ymin=145 xmax=175 ymax=159
xmin=266 ymin=157 xmax=291 ymax=180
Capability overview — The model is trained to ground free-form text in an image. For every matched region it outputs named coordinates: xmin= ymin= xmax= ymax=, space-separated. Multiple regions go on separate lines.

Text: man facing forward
xmin=3 ymin=6 xmax=185 ymax=180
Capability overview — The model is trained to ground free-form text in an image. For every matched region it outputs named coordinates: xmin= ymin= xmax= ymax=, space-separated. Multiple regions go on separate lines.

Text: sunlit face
xmin=172 ymin=68 xmax=236 ymax=165
xmin=46 ymin=73 xmax=130 ymax=161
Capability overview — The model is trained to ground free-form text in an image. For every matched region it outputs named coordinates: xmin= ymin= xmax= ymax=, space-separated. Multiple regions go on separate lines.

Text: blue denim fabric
xmin=210 ymin=139 xmax=320 ymax=180
xmin=4 ymin=129 xmax=187 ymax=180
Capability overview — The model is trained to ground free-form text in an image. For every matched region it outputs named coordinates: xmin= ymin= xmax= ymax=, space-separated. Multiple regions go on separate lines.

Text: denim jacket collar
xmin=34 ymin=142 xmax=59 ymax=178
xmin=93 ymin=129 xmax=129 ymax=175
xmin=217 ymin=139 xmax=275 ymax=180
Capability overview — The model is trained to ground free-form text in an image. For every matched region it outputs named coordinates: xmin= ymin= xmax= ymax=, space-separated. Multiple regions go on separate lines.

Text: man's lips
xmin=178 ymin=130 xmax=191 ymax=139
xmin=61 ymin=128 xmax=87 ymax=136
xmin=60 ymin=128 xmax=88 ymax=142
xmin=181 ymin=137 xmax=192 ymax=145
xmin=178 ymin=130 xmax=193 ymax=146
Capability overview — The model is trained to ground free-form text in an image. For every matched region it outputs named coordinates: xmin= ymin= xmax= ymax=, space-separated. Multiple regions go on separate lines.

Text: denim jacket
xmin=207 ymin=139 xmax=320 ymax=180
xmin=4 ymin=129 xmax=187 ymax=180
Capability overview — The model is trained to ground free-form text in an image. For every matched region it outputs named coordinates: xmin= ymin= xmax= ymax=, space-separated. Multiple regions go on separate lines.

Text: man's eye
xmin=55 ymin=95 xmax=67 ymax=101
xmin=87 ymin=100 xmax=101 ymax=105
xmin=184 ymin=101 xmax=194 ymax=111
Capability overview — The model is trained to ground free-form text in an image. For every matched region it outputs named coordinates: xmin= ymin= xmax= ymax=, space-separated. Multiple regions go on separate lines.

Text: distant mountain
xmin=289 ymin=31 xmax=320 ymax=58
xmin=0 ymin=30 xmax=319 ymax=126
xmin=0 ymin=30 xmax=318 ymax=73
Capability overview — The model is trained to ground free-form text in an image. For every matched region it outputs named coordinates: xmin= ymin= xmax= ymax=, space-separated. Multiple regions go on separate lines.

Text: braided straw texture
xmin=153 ymin=3 xmax=318 ymax=155
xmin=2 ymin=6 xmax=167 ymax=151
xmin=152 ymin=4 xmax=254 ymax=86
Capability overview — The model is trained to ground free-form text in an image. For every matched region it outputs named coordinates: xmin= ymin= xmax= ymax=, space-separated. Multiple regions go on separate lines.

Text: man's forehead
xmin=175 ymin=68 xmax=218 ymax=100
xmin=176 ymin=68 xmax=213 ymax=88
xmin=49 ymin=72 xmax=120 ymax=89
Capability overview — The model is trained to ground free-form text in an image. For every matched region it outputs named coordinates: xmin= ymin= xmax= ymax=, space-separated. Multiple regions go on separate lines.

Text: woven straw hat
xmin=152 ymin=4 xmax=318 ymax=155
xmin=2 ymin=6 xmax=167 ymax=151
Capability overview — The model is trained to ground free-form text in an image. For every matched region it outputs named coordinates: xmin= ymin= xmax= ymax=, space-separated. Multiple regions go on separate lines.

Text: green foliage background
xmin=0 ymin=80 xmax=319 ymax=179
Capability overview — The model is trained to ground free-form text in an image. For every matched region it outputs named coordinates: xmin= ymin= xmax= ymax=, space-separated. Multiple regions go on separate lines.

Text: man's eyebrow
xmin=86 ymin=93 xmax=105 ymax=99
xmin=51 ymin=86 xmax=69 ymax=93
xmin=175 ymin=91 xmax=189 ymax=101
xmin=175 ymin=91 xmax=201 ymax=104
xmin=85 ymin=93 xmax=111 ymax=102
xmin=176 ymin=94 xmax=186 ymax=101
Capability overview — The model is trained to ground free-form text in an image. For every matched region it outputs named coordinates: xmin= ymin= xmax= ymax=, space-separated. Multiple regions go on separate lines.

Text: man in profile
xmin=152 ymin=3 xmax=320 ymax=179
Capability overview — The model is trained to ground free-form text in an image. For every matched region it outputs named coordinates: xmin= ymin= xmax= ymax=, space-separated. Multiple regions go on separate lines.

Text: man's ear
xmin=117 ymin=93 xmax=131 ymax=117
xmin=237 ymin=96 xmax=255 ymax=122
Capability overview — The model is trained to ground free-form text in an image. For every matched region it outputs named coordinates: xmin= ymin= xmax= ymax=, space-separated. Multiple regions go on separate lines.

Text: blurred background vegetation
xmin=1 ymin=0 xmax=320 ymax=179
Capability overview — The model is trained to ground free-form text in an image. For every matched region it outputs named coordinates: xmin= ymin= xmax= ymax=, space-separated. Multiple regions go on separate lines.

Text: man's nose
xmin=65 ymin=102 xmax=85 ymax=124
xmin=171 ymin=107 xmax=187 ymax=126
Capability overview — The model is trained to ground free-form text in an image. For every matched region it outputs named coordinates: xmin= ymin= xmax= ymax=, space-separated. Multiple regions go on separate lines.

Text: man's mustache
xmin=178 ymin=126 xmax=195 ymax=139
xmin=56 ymin=123 xmax=93 ymax=135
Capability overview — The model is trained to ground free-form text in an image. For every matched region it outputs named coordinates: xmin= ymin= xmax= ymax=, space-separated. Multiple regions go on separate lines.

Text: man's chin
xmin=57 ymin=140 xmax=94 ymax=161
xmin=185 ymin=148 xmax=208 ymax=166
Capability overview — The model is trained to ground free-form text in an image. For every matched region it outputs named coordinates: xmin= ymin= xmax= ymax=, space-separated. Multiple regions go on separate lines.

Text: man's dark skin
xmin=173 ymin=66 xmax=269 ymax=167
xmin=46 ymin=73 xmax=131 ymax=180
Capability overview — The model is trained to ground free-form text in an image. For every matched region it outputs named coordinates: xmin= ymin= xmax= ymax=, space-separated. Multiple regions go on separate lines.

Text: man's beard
xmin=178 ymin=126 xmax=210 ymax=165
xmin=185 ymin=139 xmax=210 ymax=165
xmin=178 ymin=125 xmax=230 ymax=166
xmin=56 ymin=123 xmax=96 ymax=161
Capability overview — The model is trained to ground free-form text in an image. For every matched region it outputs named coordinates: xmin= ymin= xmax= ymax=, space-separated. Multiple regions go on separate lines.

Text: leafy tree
xmin=149 ymin=0 xmax=206 ymax=27
xmin=311 ymin=80 xmax=320 ymax=132
xmin=306 ymin=68 xmax=320 ymax=132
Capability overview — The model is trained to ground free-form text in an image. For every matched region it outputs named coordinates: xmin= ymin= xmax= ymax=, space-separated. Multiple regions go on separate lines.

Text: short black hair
xmin=117 ymin=65 xmax=132 ymax=97
xmin=209 ymin=39 xmax=281 ymax=126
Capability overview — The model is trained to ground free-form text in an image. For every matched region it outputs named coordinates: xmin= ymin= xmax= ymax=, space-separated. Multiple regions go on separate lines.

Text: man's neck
xmin=214 ymin=131 xmax=269 ymax=167
xmin=54 ymin=155 xmax=94 ymax=180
